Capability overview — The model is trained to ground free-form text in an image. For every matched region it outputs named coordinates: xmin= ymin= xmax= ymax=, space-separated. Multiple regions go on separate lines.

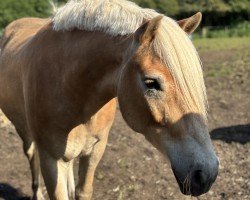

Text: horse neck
xmin=46 ymin=28 xmax=133 ymax=116
xmin=79 ymin=32 xmax=132 ymax=98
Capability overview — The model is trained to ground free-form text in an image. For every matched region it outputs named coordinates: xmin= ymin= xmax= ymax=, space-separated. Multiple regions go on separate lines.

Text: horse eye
xmin=144 ymin=78 xmax=161 ymax=90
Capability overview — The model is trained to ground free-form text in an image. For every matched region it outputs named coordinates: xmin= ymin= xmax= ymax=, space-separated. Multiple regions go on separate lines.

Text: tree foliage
xmin=0 ymin=0 xmax=249 ymax=30
xmin=176 ymin=0 xmax=250 ymax=26
xmin=0 ymin=0 xmax=51 ymax=28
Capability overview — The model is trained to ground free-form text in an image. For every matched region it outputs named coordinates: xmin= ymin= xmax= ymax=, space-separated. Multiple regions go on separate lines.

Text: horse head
xmin=118 ymin=13 xmax=218 ymax=196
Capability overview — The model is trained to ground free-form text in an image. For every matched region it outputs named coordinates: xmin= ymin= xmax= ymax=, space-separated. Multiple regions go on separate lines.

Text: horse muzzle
xmin=172 ymin=159 xmax=219 ymax=196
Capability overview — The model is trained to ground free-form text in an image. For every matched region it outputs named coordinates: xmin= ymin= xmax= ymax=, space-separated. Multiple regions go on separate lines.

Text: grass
xmin=193 ymin=21 xmax=250 ymax=39
xmin=193 ymin=37 xmax=250 ymax=53
xmin=193 ymin=37 xmax=250 ymax=81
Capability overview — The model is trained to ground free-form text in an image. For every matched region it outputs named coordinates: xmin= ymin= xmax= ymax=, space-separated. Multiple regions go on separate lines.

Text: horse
xmin=0 ymin=0 xmax=219 ymax=199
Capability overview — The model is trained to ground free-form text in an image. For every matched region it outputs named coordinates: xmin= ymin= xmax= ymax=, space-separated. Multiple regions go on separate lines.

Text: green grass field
xmin=193 ymin=37 xmax=250 ymax=52
xmin=193 ymin=37 xmax=250 ymax=80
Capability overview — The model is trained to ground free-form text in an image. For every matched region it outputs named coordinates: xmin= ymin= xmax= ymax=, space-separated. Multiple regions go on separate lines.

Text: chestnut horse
xmin=0 ymin=0 xmax=218 ymax=199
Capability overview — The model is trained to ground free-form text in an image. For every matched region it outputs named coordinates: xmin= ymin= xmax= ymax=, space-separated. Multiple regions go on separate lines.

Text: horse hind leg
xmin=67 ymin=160 xmax=75 ymax=200
xmin=28 ymin=143 xmax=46 ymax=200
xmin=17 ymin=129 xmax=45 ymax=200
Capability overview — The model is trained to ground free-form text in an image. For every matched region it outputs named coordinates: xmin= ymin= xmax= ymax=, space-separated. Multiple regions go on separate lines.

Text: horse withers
xmin=0 ymin=0 xmax=218 ymax=199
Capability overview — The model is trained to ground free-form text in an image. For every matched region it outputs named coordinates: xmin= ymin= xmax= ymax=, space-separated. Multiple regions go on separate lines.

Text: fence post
xmin=202 ymin=27 xmax=207 ymax=38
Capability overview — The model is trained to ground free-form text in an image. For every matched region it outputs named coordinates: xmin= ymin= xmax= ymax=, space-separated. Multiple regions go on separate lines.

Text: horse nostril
xmin=192 ymin=169 xmax=206 ymax=187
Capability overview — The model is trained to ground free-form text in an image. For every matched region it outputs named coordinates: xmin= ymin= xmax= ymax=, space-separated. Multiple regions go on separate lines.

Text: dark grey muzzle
xmin=172 ymin=157 xmax=219 ymax=196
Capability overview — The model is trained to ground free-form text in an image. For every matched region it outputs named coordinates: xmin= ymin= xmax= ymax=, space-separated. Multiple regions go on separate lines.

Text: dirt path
xmin=0 ymin=46 xmax=249 ymax=200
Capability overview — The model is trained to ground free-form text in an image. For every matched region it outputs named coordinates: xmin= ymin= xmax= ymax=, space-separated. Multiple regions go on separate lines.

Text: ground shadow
xmin=0 ymin=183 xmax=30 ymax=200
xmin=210 ymin=124 xmax=250 ymax=144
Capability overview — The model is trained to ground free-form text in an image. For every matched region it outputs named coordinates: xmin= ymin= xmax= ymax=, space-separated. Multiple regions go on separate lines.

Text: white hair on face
xmin=52 ymin=0 xmax=208 ymax=118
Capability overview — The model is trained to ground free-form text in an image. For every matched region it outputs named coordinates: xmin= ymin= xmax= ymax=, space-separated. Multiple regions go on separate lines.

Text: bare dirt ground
xmin=0 ymin=40 xmax=249 ymax=200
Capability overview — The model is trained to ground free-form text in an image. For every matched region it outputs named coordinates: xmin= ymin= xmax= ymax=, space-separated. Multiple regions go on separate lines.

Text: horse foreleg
xmin=38 ymin=147 xmax=70 ymax=200
xmin=76 ymin=133 xmax=108 ymax=200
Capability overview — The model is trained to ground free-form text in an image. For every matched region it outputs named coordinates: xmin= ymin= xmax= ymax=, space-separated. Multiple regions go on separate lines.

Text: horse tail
xmin=0 ymin=35 xmax=4 ymax=56
xmin=0 ymin=30 xmax=10 ymax=57
xmin=0 ymin=32 xmax=3 ymax=55
xmin=0 ymin=21 xmax=17 ymax=57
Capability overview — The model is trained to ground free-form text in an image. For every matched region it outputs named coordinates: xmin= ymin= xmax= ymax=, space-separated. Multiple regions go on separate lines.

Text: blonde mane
xmin=52 ymin=0 xmax=208 ymax=117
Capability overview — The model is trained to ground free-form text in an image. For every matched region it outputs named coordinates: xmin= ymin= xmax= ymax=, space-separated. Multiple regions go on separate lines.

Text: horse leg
xmin=67 ymin=160 xmax=75 ymax=200
xmin=17 ymin=129 xmax=45 ymax=200
xmin=76 ymin=131 xmax=109 ymax=200
xmin=26 ymin=143 xmax=45 ymax=200
xmin=38 ymin=146 xmax=70 ymax=200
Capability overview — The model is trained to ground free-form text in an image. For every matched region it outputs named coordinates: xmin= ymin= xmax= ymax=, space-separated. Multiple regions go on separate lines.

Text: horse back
xmin=0 ymin=18 xmax=49 ymax=53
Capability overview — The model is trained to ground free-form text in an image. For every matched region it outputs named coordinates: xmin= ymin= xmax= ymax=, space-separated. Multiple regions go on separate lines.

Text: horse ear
xmin=135 ymin=15 xmax=163 ymax=45
xmin=177 ymin=12 xmax=202 ymax=35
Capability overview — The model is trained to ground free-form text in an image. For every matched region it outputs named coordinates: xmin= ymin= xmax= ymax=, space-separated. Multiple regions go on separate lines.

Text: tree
xmin=0 ymin=0 xmax=249 ymax=30
xmin=0 ymin=0 xmax=51 ymax=28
